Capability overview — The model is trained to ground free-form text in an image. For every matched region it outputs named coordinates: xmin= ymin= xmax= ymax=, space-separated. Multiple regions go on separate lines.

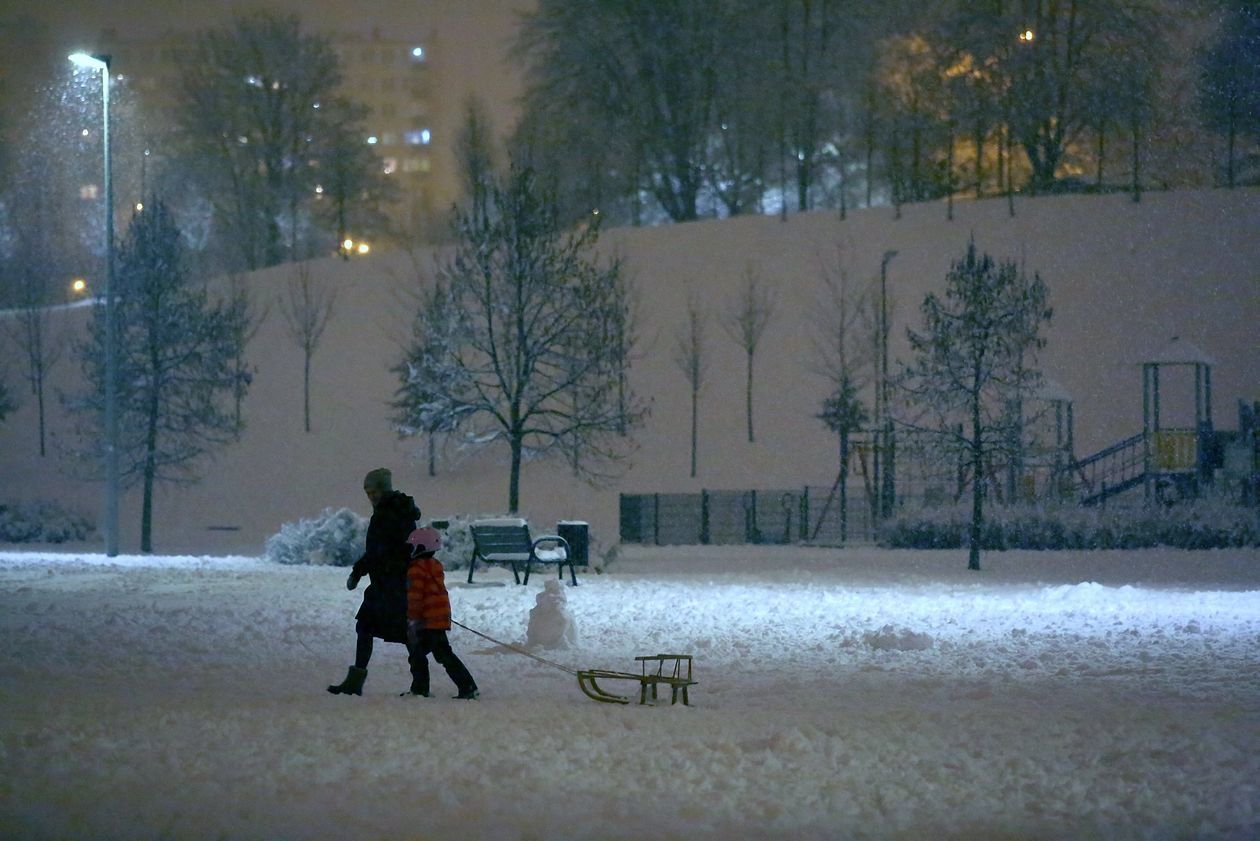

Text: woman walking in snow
xmin=327 ymin=468 xmax=420 ymax=696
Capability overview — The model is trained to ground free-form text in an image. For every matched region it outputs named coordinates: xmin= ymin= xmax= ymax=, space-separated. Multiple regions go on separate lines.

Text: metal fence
xmin=620 ymin=485 xmax=884 ymax=546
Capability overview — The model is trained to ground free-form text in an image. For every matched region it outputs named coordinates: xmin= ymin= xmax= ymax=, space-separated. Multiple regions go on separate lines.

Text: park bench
xmin=467 ymin=518 xmax=576 ymax=586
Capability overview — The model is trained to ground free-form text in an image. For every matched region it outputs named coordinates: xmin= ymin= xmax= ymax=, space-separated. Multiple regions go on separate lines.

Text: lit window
xmin=80 ymin=184 xmax=99 ymax=200
xmin=404 ymin=129 xmax=431 ymax=146
xmin=381 ymin=132 xmax=396 ymax=146
xmin=383 ymin=158 xmax=398 ymax=175
xmin=367 ymin=135 xmax=378 ymax=145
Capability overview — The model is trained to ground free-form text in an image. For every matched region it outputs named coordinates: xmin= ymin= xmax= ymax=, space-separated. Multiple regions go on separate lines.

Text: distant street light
xmin=877 ymin=249 xmax=899 ymax=521
xmin=70 ymin=277 xmax=88 ymax=296
xmin=69 ymin=51 xmax=120 ymax=557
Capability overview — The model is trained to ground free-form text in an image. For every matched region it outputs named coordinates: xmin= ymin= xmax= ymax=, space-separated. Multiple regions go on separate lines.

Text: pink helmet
xmin=406 ymin=527 xmax=441 ymax=556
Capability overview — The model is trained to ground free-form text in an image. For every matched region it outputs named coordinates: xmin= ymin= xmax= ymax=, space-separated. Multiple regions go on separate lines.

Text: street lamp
xmin=877 ymin=249 xmax=898 ymax=521
xmin=69 ymin=51 xmax=119 ymax=557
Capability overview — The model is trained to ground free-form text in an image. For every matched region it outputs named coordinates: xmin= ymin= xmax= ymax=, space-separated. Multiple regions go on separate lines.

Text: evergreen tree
xmin=899 ymin=240 xmax=1051 ymax=571
xmin=68 ymin=201 xmax=247 ymax=552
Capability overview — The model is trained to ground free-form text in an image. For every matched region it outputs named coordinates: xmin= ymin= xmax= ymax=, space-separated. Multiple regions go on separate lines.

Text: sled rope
xmin=451 ymin=619 xmax=579 ymax=676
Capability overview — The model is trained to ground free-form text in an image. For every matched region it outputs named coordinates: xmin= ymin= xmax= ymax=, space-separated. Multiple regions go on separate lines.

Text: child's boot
xmin=327 ymin=666 xmax=368 ymax=696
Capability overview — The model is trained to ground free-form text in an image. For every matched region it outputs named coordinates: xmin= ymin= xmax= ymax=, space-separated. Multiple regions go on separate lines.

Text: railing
xmin=1062 ymin=432 xmax=1146 ymax=506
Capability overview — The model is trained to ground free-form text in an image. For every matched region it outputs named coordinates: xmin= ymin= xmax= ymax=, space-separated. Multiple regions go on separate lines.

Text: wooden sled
xmin=577 ymin=654 xmax=696 ymax=706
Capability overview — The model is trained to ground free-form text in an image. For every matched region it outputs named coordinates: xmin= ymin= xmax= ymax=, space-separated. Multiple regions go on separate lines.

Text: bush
xmin=263 ymin=508 xmax=514 ymax=569
xmin=265 ymin=507 xmax=368 ymax=566
xmin=879 ymin=499 xmax=1260 ymax=550
xmin=0 ymin=500 xmax=95 ymax=544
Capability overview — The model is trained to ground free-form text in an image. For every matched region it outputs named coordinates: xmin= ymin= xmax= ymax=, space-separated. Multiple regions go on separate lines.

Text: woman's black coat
xmin=351 ymin=490 xmax=420 ymax=643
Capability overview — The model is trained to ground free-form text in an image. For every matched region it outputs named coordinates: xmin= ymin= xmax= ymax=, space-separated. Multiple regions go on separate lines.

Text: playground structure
xmin=618 ymin=336 xmax=1258 ymax=547
xmin=1054 ymin=337 xmax=1258 ymax=507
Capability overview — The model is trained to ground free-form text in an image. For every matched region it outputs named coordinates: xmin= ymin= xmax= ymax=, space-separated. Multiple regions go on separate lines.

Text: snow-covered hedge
xmin=0 ymin=500 xmax=95 ymax=544
xmin=264 ymin=508 xmax=368 ymax=566
xmin=879 ymin=500 xmax=1260 ymax=550
xmin=262 ymin=508 xmax=514 ymax=569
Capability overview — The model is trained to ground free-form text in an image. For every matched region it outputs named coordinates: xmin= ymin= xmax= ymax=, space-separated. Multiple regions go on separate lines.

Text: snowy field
xmin=1 ymin=545 xmax=1258 ymax=840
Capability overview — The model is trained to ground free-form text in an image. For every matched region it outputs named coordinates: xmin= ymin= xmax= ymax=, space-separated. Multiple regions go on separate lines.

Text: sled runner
xmin=577 ymin=654 xmax=696 ymax=706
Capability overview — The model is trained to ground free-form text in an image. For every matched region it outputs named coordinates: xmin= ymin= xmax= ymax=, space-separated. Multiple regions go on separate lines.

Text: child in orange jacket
xmin=402 ymin=527 xmax=478 ymax=699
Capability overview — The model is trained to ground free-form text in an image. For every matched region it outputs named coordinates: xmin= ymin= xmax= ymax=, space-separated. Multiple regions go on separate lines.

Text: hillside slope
xmin=1 ymin=189 xmax=1257 ymax=554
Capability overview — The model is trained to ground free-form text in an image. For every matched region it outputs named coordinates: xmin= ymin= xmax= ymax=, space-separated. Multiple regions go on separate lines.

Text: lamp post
xmin=69 ymin=51 xmax=119 ymax=557
xmin=877 ymin=249 xmax=898 ymax=521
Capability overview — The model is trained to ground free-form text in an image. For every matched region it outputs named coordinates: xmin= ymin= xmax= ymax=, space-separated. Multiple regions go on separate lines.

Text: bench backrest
xmin=471 ymin=523 xmax=533 ymax=556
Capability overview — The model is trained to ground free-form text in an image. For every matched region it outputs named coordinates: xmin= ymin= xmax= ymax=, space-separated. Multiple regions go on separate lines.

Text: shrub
xmin=265 ymin=507 xmax=368 ymax=566
xmin=262 ymin=508 xmax=513 ymax=569
xmin=0 ymin=500 xmax=95 ymax=544
xmin=879 ymin=499 xmax=1260 ymax=550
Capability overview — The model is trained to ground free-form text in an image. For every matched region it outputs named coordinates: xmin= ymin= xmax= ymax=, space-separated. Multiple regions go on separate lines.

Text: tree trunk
xmin=1130 ymin=115 xmax=1142 ymax=204
xmin=142 ymin=403 xmax=160 ymax=555
xmin=36 ymin=371 xmax=46 ymax=457
xmin=690 ymin=382 xmax=699 ymax=478
xmin=303 ymin=350 xmax=312 ymax=433
xmin=745 ymin=350 xmax=755 ymax=443
xmin=839 ymin=430 xmax=849 ymax=543
xmin=508 ymin=434 xmax=523 ymax=513
xmin=974 ymin=121 xmax=984 ymax=198
xmin=427 ymin=435 xmax=436 ymax=477
xmin=946 ymin=123 xmax=955 ymax=221
xmin=969 ymin=391 xmax=983 ymax=571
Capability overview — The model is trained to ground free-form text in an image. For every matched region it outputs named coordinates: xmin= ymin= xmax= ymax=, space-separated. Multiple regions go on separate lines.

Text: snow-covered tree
xmin=67 ymin=201 xmax=248 ymax=552
xmin=391 ymin=279 xmax=476 ymax=477
xmin=898 ymin=240 xmax=1052 ymax=571
xmin=396 ymin=163 xmax=646 ymax=511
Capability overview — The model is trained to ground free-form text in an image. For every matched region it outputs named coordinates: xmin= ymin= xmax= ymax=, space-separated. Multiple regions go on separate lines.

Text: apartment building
xmin=99 ymin=25 xmax=448 ymax=242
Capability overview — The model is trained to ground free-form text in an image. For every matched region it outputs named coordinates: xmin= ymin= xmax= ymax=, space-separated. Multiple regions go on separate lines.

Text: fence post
xmin=653 ymin=494 xmax=660 ymax=545
xmin=800 ymin=487 xmax=810 ymax=541
xmin=700 ymin=489 xmax=710 ymax=545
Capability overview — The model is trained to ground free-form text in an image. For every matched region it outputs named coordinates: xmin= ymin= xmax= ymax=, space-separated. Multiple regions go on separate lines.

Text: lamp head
xmin=68 ymin=52 xmax=110 ymax=71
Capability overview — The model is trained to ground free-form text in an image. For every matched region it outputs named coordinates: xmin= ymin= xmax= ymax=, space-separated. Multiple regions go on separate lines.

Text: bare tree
xmin=225 ymin=273 xmax=267 ymax=434
xmin=5 ymin=269 xmax=63 ymax=458
xmin=175 ymin=12 xmax=386 ymax=269
xmin=898 ymin=240 xmax=1052 ymax=571
xmin=396 ymin=163 xmax=646 ymax=512
xmin=673 ymin=295 xmax=708 ymax=478
xmin=279 ymin=261 xmax=336 ymax=433
xmin=809 ymin=246 xmax=873 ymax=541
xmin=722 ymin=263 xmax=777 ymax=443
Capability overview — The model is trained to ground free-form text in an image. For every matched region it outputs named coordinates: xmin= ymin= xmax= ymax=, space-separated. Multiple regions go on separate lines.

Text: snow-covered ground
xmin=1 ymin=545 xmax=1257 ymax=840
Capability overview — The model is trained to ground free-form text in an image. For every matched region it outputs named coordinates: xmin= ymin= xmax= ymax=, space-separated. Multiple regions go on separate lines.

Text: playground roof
xmin=1036 ymin=377 xmax=1073 ymax=403
xmin=1141 ymin=336 xmax=1217 ymax=366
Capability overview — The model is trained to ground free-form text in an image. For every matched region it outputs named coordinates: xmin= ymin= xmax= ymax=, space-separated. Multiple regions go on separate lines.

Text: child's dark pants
xmin=407 ymin=625 xmax=477 ymax=696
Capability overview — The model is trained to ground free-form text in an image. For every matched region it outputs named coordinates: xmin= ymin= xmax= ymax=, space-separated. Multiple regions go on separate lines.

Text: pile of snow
xmin=1 ymin=544 xmax=1257 ymax=840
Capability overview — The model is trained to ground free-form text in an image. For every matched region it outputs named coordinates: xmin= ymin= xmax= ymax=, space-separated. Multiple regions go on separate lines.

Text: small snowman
xmin=526 ymin=578 xmax=578 ymax=650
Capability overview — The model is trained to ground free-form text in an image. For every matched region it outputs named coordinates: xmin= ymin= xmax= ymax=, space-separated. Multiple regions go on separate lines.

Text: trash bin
xmin=556 ymin=520 xmax=589 ymax=567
